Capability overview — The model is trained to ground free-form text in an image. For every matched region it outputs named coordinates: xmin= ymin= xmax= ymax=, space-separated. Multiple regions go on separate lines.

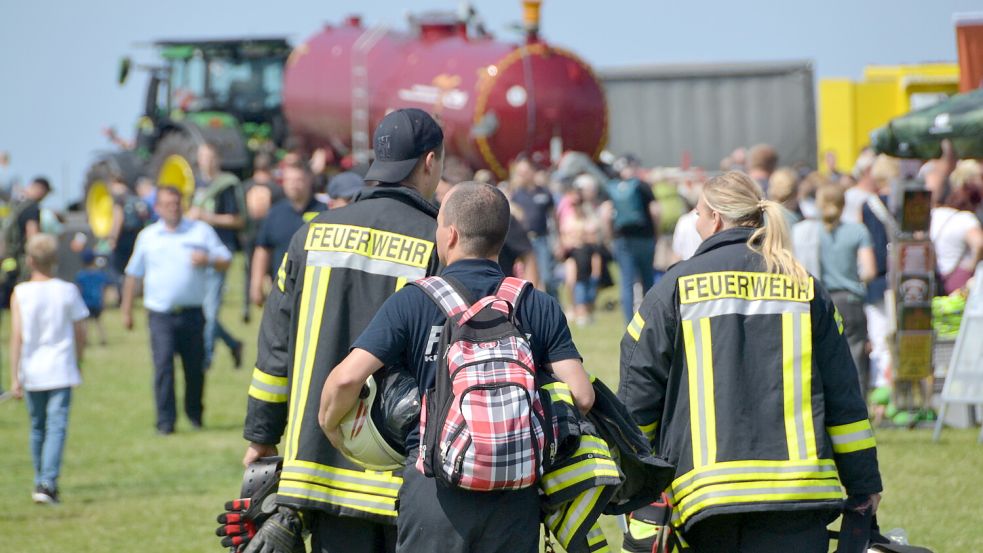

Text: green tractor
xmin=84 ymin=38 xmax=290 ymax=237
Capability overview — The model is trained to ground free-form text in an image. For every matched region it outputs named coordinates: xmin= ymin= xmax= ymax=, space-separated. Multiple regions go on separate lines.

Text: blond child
xmin=9 ymin=234 xmax=88 ymax=503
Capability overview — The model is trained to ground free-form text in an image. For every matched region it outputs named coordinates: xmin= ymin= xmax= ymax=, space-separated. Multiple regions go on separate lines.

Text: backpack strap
xmin=457 ymin=277 xmax=530 ymax=326
xmin=412 ymin=276 xmax=470 ymax=319
xmin=496 ymin=277 xmax=530 ymax=307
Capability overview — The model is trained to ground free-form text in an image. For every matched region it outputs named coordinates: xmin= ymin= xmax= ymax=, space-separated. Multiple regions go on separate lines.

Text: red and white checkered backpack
xmin=412 ymin=275 xmax=550 ymax=491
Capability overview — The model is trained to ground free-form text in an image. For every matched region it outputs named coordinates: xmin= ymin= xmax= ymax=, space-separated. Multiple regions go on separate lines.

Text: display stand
xmin=933 ymin=263 xmax=983 ymax=443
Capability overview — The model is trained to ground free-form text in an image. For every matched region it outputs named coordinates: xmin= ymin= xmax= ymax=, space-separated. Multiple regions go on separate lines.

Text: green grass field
xmin=1 ymin=258 xmax=981 ymax=552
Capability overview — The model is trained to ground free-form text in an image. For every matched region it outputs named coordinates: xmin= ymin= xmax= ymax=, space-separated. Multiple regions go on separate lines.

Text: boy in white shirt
xmin=9 ymin=233 xmax=88 ymax=504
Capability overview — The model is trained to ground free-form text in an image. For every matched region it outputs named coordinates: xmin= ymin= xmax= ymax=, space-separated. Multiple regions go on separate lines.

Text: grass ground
xmin=0 ymin=257 xmax=980 ymax=552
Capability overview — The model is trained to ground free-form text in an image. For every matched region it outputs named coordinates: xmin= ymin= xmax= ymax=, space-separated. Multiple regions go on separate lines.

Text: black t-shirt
xmin=16 ymin=201 xmax=40 ymax=235
xmin=255 ymin=197 xmax=327 ymax=276
xmin=498 ymin=214 xmax=534 ymax=277
xmin=566 ymin=244 xmax=599 ymax=283
xmin=353 ymin=258 xmax=581 ymax=451
xmin=8 ymin=200 xmax=40 ymax=258
xmin=511 ymin=185 xmax=555 ymax=237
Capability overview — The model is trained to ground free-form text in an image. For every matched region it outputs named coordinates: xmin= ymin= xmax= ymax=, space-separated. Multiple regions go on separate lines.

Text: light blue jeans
xmin=613 ymin=236 xmax=656 ymax=322
xmin=203 ymin=267 xmax=240 ymax=368
xmin=530 ymin=235 xmax=558 ymax=299
xmin=25 ymin=387 xmax=72 ymax=488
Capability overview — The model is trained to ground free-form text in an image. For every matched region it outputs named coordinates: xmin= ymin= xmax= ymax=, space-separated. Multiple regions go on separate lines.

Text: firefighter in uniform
xmin=242 ymin=109 xmax=444 ymax=553
xmin=619 ymin=171 xmax=882 ymax=552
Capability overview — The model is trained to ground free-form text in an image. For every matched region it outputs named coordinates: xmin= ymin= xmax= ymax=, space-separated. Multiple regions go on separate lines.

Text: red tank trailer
xmin=283 ymin=3 xmax=607 ymax=178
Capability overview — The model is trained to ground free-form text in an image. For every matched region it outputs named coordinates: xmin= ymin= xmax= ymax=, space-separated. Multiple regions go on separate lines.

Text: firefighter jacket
xmin=618 ymin=226 xmax=882 ymax=531
xmin=539 ymin=378 xmax=675 ymax=553
xmin=243 ymin=185 xmax=439 ymax=523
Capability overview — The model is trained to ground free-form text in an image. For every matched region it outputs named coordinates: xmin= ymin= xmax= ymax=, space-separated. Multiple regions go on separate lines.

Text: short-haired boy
xmin=9 ymin=233 xmax=88 ymax=503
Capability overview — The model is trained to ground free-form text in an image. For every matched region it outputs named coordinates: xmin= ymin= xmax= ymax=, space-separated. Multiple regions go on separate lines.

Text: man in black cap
xmin=239 ymin=108 xmax=443 ymax=553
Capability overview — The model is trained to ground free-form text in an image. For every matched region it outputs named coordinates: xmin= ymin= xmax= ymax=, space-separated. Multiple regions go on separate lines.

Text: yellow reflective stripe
xmin=684 ymin=317 xmax=716 ymax=468
xmin=587 ymin=524 xmax=609 ymax=552
xmin=285 ymin=266 xmax=331 ymax=461
xmin=670 ymin=458 xmax=839 ymax=503
xmin=639 ymin=420 xmax=658 ymax=443
xmin=543 ymin=381 xmax=574 ymax=405
xmin=277 ymin=481 xmax=396 ymax=518
xmin=627 ymin=311 xmax=645 ymax=341
xmin=783 ymin=312 xmax=818 ymax=461
xmin=248 ymin=386 xmax=287 ymax=403
xmin=682 ymin=320 xmax=703 ymax=468
xmin=676 ymin=478 xmax=843 ymax=523
xmin=395 ymin=276 xmax=407 ymax=292
xmin=252 ymin=367 xmax=287 ymax=387
xmin=281 ymin=461 xmax=400 ymax=497
xmin=559 ymin=486 xmax=605 ymax=546
xmin=827 ymin=419 xmax=877 ymax=453
xmin=276 ymin=252 xmax=288 ymax=292
xmin=800 ymin=312 xmax=817 ymax=459
xmin=782 ymin=312 xmax=801 ymax=460
xmin=699 ymin=317 xmax=716 ymax=464
xmin=541 ymin=437 xmax=619 ymax=496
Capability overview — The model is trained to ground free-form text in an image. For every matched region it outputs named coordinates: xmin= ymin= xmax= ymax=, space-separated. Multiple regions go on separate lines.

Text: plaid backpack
xmin=413 ymin=275 xmax=550 ymax=491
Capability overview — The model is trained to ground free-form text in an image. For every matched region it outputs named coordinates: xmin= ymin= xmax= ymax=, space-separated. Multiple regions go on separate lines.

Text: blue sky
xmin=1 ymin=0 xmax=979 ymax=208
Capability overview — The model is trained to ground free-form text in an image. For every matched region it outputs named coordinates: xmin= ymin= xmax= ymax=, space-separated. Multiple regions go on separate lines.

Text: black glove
xmin=242 ymin=507 xmax=305 ymax=553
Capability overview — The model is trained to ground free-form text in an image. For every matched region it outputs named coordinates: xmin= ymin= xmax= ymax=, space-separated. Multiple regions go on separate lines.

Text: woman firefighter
xmin=618 ymin=171 xmax=882 ymax=552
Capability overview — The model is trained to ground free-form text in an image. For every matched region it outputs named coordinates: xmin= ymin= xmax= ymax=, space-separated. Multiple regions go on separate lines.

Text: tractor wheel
xmin=83 ymin=151 xmax=143 ymax=239
xmin=147 ymin=131 xmax=200 ymax=207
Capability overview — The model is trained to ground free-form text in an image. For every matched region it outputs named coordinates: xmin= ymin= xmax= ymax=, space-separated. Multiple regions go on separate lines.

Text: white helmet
xmin=338 ymin=376 xmax=406 ymax=471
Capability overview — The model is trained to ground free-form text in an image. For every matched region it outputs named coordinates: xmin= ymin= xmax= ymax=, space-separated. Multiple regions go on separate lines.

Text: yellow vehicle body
xmin=819 ymin=63 xmax=960 ymax=174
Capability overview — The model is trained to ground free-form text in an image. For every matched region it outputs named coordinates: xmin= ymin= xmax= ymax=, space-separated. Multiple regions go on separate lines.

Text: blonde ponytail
xmin=703 ymin=171 xmax=809 ymax=284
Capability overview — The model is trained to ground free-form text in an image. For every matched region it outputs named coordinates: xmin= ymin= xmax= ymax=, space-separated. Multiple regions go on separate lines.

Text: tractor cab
xmin=139 ymin=38 xmax=291 ymax=152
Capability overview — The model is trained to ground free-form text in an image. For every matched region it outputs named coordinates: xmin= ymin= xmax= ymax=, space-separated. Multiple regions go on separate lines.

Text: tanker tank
xmin=283 ymin=7 xmax=607 ymax=178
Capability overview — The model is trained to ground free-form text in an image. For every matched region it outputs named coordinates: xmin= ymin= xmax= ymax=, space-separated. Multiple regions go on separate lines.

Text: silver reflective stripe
xmin=680 ymin=298 xmax=809 ymax=320
xmin=830 ymin=427 xmax=875 ymax=446
xmin=684 ymin=484 xmax=843 ymax=505
xmin=307 ymin=250 xmax=426 ymax=280
xmin=250 ymin=379 xmax=288 ymax=396
xmin=286 ymin=267 xmax=323 ymax=460
xmin=792 ymin=314 xmax=807 ymax=460
xmin=671 ymin=461 xmax=838 ymax=498
xmin=282 ymin=465 xmax=401 ymax=491
xmin=557 ymin=485 xmax=603 ymax=540
xmin=692 ymin=319 xmax=710 ymax=467
xmin=277 ymin=484 xmax=395 ymax=512
xmin=543 ymin=459 xmax=616 ymax=494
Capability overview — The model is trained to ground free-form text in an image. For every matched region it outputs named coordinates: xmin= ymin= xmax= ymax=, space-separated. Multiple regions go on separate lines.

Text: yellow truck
xmin=819 ymin=63 xmax=960 ymax=173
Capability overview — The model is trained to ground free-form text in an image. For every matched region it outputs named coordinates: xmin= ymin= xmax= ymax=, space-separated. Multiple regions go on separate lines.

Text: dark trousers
xmin=148 ymin=308 xmax=205 ymax=431
xmin=309 ymin=511 xmax=396 ymax=553
xmin=684 ymin=510 xmax=831 ymax=553
xmin=829 ymin=291 xmax=870 ymax=399
xmin=395 ymin=463 xmax=539 ymax=553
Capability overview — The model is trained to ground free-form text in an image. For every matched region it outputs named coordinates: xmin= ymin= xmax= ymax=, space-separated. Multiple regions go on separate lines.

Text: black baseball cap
xmin=364 ymin=108 xmax=443 ymax=183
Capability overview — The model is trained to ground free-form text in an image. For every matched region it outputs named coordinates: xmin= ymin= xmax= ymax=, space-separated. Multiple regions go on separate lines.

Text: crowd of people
xmin=1 ymin=112 xmax=979 ymax=551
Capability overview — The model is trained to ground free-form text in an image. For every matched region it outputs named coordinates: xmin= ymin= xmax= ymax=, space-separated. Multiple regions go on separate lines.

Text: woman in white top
xmin=930 ymin=182 xmax=983 ymax=294
xmin=9 ymin=234 xmax=88 ymax=504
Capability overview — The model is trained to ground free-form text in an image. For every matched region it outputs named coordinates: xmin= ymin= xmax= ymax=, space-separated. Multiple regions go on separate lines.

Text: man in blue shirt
xmin=319 ymin=182 xmax=593 ymax=553
xmin=249 ymin=161 xmax=327 ymax=306
xmin=121 ymin=186 xmax=232 ymax=434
